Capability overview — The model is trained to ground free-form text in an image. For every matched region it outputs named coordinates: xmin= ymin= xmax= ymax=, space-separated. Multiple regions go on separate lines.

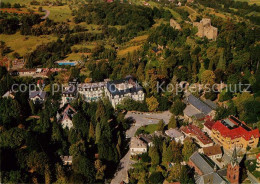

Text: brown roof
xmin=181 ymin=124 xmax=213 ymax=145
xmin=204 ymin=118 xmax=216 ymax=130
xmin=203 ymin=145 xmax=222 ymax=157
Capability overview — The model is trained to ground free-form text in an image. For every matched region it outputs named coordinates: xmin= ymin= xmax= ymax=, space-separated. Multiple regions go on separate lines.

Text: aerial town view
xmin=0 ymin=0 xmax=260 ymax=183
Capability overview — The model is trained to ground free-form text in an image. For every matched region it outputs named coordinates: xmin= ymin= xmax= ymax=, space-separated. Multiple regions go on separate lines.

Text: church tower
xmin=227 ymin=147 xmax=240 ymax=184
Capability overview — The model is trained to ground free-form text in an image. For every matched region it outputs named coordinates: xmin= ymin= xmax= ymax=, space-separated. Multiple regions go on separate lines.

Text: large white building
xmin=106 ymin=76 xmax=145 ymax=108
xmin=61 ymin=80 xmax=78 ymax=107
xmin=78 ymin=81 xmax=107 ymax=102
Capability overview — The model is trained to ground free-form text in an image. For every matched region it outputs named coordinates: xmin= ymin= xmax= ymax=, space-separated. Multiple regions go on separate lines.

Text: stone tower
xmin=227 ymin=147 xmax=240 ymax=184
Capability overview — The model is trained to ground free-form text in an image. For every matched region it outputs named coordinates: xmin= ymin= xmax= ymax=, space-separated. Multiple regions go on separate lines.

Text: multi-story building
xmin=211 ymin=116 xmax=260 ymax=151
xmin=78 ymin=80 xmax=108 ymax=102
xmin=61 ymin=80 xmax=78 ymax=106
xmin=201 ymin=145 xmax=222 ymax=160
xmin=130 ymin=137 xmax=147 ymax=156
xmin=188 ymin=152 xmax=227 ymax=184
xmin=29 ymin=91 xmax=47 ymax=104
xmin=181 ymin=124 xmax=214 ymax=147
xmin=106 ymin=76 xmax=144 ymax=108
xmin=57 ymin=104 xmax=77 ymax=129
xmin=183 ymin=94 xmax=216 ymax=122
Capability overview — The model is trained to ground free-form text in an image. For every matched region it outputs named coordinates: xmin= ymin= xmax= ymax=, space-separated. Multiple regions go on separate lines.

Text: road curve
xmin=41 ymin=9 xmax=50 ymax=19
xmin=111 ymin=111 xmax=171 ymax=184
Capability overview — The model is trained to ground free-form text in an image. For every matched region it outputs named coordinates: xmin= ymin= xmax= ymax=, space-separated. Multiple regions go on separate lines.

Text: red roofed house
xmin=211 ymin=116 xmax=259 ymax=151
xmin=180 ymin=124 xmax=213 ymax=147
xmin=203 ymin=115 xmax=216 ymax=135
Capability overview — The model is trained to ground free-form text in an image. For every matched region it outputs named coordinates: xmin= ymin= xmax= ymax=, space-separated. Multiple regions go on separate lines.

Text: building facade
xmin=29 ymin=91 xmax=47 ymax=104
xmin=57 ymin=104 xmax=77 ymax=129
xmin=227 ymin=148 xmax=240 ymax=184
xmin=61 ymin=80 xmax=78 ymax=106
xmin=211 ymin=116 xmax=260 ymax=151
xmin=181 ymin=124 xmax=214 ymax=147
xmin=106 ymin=76 xmax=144 ymax=108
xmin=78 ymin=81 xmax=107 ymax=102
xmin=193 ymin=18 xmax=218 ymax=41
xmin=130 ymin=137 xmax=147 ymax=155
xmin=184 ymin=94 xmax=216 ymax=122
xmin=165 ymin=128 xmax=185 ymax=144
xmin=202 ymin=145 xmax=222 ymax=160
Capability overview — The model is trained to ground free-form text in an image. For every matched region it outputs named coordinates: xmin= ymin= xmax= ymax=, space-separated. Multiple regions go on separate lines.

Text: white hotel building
xmin=106 ymin=76 xmax=145 ymax=108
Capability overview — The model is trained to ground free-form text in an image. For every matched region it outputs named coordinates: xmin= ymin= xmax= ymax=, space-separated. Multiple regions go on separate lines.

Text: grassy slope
xmin=235 ymin=0 xmax=260 ymax=6
xmin=0 ymin=32 xmax=57 ymax=57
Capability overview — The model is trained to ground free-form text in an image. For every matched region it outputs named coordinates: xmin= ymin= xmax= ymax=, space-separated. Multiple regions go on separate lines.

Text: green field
xmin=235 ymin=0 xmax=260 ymax=5
xmin=0 ymin=33 xmax=57 ymax=57
xmin=117 ymin=45 xmax=142 ymax=57
xmin=40 ymin=5 xmax=72 ymax=22
xmin=135 ymin=124 xmax=158 ymax=135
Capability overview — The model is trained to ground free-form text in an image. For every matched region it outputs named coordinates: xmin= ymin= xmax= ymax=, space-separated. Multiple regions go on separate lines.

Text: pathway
xmin=110 ymin=111 xmax=171 ymax=184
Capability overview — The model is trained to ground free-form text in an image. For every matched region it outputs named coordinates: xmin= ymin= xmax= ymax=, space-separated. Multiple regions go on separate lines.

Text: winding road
xmin=110 ymin=111 xmax=171 ymax=184
xmin=41 ymin=9 xmax=50 ymax=20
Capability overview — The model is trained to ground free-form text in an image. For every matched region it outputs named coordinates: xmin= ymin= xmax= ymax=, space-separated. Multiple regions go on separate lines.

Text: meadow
xmin=0 ymin=32 xmax=57 ymax=58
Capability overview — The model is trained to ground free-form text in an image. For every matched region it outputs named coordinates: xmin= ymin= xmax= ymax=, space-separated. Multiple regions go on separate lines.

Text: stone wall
xmin=193 ymin=18 xmax=218 ymax=41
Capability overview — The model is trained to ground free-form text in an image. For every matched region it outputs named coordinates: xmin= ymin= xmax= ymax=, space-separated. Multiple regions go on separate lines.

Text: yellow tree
xmin=201 ymin=70 xmax=216 ymax=85
xmin=146 ymin=96 xmax=159 ymax=112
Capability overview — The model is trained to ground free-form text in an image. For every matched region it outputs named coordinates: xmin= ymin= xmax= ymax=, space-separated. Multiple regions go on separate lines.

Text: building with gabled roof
xmin=202 ymin=145 xmax=222 ymax=160
xmin=138 ymin=134 xmax=153 ymax=147
xmin=184 ymin=94 xmax=216 ymax=122
xmin=57 ymin=104 xmax=77 ymax=129
xmin=29 ymin=91 xmax=47 ymax=104
xmin=181 ymin=124 xmax=213 ymax=147
xmin=106 ymin=76 xmax=144 ymax=108
xmin=211 ymin=116 xmax=259 ymax=151
xmin=130 ymin=137 xmax=147 ymax=155
xmin=189 ymin=152 xmax=227 ymax=184
xmin=2 ymin=90 xmax=15 ymax=99
xmin=165 ymin=128 xmax=185 ymax=144
xmin=203 ymin=116 xmax=216 ymax=135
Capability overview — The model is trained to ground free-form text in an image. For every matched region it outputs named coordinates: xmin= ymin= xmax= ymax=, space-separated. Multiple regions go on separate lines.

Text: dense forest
xmin=0 ymin=74 xmax=129 ymax=182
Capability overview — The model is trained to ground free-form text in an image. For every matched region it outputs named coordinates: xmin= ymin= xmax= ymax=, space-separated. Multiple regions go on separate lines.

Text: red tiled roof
xmin=204 ymin=119 xmax=216 ymax=130
xmin=257 ymin=153 xmax=260 ymax=160
xmin=212 ymin=118 xmax=260 ymax=141
xmin=181 ymin=124 xmax=213 ymax=145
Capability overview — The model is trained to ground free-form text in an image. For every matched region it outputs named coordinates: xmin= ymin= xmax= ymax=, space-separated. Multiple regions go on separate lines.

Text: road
xmin=247 ymin=171 xmax=260 ymax=184
xmin=41 ymin=9 xmax=50 ymax=19
xmin=110 ymin=111 xmax=171 ymax=184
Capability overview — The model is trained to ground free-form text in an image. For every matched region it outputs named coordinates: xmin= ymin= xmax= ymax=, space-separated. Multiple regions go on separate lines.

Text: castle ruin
xmin=193 ymin=18 xmax=218 ymax=41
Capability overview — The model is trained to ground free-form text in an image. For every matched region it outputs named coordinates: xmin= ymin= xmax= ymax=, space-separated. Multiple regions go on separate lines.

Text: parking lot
xmin=125 ymin=111 xmax=171 ymax=127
